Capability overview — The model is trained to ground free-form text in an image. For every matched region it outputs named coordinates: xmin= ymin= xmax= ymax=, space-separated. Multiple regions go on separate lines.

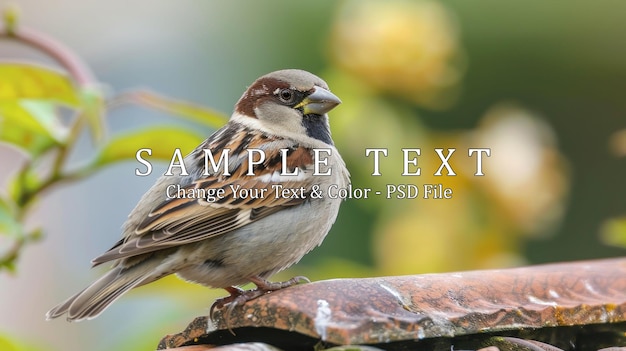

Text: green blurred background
xmin=1 ymin=0 xmax=625 ymax=350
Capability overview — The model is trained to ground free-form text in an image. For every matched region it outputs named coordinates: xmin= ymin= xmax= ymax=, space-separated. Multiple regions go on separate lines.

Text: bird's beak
xmin=296 ymin=86 xmax=342 ymax=115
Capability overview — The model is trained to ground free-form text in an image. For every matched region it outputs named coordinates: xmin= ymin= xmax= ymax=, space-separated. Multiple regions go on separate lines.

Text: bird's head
xmin=233 ymin=69 xmax=341 ymax=146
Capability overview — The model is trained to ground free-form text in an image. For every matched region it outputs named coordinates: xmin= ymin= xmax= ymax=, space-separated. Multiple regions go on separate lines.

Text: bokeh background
xmin=1 ymin=0 xmax=626 ymax=350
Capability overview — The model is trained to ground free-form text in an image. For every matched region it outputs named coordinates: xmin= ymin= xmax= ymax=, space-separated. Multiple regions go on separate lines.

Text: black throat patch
xmin=302 ymin=114 xmax=333 ymax=145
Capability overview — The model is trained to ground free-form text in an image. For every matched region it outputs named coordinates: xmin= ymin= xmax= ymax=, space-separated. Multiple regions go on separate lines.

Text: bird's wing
xmin=92 ymin=125 xmax=317 ymax=266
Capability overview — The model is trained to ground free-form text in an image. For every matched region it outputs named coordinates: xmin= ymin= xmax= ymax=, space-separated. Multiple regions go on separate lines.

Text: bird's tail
xmin=46 ymin=264 xmax=157 ymax=322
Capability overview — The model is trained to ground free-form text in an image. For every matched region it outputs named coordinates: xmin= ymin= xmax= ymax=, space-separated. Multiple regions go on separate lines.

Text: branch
xmin=1 ymin=6 xmax=96 ymax=86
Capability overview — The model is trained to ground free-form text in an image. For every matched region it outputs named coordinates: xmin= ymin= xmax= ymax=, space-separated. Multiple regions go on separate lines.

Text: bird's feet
xmin=210 ymin=275 xmax=310 ymax=334
xmin=209 ymin=286 xmax=245 ymax=318
xmin=249 ymin=275 xmax=310 ymax=291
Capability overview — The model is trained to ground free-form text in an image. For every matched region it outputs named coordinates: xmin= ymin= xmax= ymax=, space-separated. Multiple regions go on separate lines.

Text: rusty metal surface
xmin=159 ymin=258 xmax=626 ymax=348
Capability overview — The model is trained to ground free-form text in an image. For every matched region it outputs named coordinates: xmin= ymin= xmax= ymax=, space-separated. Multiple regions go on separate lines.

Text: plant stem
xmin=20 ymin=112 xmax=87 ymax=210
xmin=1 ymin=13 xmax=96 ymax=87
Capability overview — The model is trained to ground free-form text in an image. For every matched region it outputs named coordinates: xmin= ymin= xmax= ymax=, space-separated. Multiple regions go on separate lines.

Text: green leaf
xmin=18 ymin=99 xmax=69 ymax=141
xmin=0 ymin=333 xmax=44 ymax=351
xmin=0 ymin=196 xmax=23 ymax=272
xmin=0 ymin=62 xmax=80 ymax=106
xmin=93 ymin=126 xmax=205 ymax=167
xmin=600 ymin=217 xmax=626 ymax=249
xmin=0 ymin=196 xmax=21 ymax=238
xmin=111 ymin=90 xmax=228 ymax=128
xmin=0 ymin=101 xmax=63 ymax=157
xmin=0 ymin=62 xmax=81 ymax=157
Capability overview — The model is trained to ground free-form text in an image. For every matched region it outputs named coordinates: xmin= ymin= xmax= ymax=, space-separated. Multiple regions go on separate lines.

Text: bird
xmin=46 ymin=69 xmax=350 ymax=322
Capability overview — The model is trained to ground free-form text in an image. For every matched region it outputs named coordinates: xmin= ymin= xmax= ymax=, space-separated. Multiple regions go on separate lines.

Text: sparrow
xmin=46 ymin=69 xmax=349 ymax=322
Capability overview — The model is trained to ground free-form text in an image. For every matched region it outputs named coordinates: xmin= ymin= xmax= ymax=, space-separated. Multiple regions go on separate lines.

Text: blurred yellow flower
xmin=326 ymin=0 xmax=570 ymax=278
xmin=370 ymin=103 xmax=569 ymax=274
xmin=609 ymin=128 xmax=626 ymax=157
xmin=599 ymin=217 xmax=626 ymax=249
xmin=474 ymin=103 xmax=569 ymax=236
xmin=330 ymin=0 xmax=464 ymax=108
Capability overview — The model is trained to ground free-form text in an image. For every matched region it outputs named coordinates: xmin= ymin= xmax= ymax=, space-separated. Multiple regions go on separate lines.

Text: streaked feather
xmin=92 ymin=123 xmax=316 ymax=266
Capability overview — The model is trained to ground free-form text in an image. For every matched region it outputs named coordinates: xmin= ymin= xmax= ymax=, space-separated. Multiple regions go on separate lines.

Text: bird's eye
xmin=278 ymin=89 xmax=295 ymax=103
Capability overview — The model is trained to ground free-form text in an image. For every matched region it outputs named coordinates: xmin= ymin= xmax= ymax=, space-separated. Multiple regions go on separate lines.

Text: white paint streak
xmin=416 ymin=326 xmax=426 ymax=340
xmin=380 ymin=283 xmax=413 ymax=311
xmin=379 ymin=283 xmax=403 ymax=301
xmin=314 ymin=299 xmax=332 ymax=341
xmin=528 ymin=295 xmax=557 ymax=306
xmin=584 ymin=280 xmax=599 ymax=295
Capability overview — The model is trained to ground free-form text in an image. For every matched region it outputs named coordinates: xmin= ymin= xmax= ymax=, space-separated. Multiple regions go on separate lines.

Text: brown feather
xmin=91 ymin=123 xmax=317 ymax=266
